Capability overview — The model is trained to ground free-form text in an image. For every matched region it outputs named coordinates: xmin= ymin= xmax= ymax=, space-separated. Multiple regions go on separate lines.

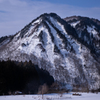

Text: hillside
xmin=0 ymin=13 xmax=100 ymax=90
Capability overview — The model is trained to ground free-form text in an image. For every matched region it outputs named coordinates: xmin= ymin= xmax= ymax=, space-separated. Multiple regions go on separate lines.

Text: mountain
xmin=64 ymin=16 xmax=100 ymax=60
xmin=0 ymin=13 xmax=100 ymax=91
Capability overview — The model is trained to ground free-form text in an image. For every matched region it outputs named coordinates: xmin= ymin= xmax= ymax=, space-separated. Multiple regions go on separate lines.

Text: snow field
xmin=0 ymin=92 xmax=100 ymax=100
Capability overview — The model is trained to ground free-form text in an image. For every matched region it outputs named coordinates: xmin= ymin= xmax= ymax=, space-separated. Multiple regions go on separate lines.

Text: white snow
xmin=87 ymin=26 xmax=98 ymax=35
xmin=0 ymin=14 xmax=100 ymax=90
xmin=70 ymin=21 xmax=80 ymax=28
xmin=32 ymin=18 xmax=42 ymax=25
xmin=0 ymin=93 xmax=100 ymax=100
xmin=49 ymin=17 xmax=80 ymax=55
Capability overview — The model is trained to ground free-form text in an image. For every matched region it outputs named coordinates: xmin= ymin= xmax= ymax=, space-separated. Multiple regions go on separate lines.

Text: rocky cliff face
xmin=0 ymin=13 xmax=100 ymax=90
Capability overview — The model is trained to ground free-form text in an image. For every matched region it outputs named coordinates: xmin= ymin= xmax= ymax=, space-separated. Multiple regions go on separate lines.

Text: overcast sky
xmin=0 ymin=0 xmax=100 ymax=37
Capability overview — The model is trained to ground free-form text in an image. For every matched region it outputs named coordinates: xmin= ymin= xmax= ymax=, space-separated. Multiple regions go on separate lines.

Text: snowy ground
xmin=0 ymin=92 xmax=100 ymax=100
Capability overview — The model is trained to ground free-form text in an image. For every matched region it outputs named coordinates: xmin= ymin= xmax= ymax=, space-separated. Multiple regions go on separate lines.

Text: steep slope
xmin=0 ymin=13 xmax=100 ymax=90
xmin=0 ymin=35 xmax=13 ymax=48
xmin=64 ymin=16 xmax=100 ymax=60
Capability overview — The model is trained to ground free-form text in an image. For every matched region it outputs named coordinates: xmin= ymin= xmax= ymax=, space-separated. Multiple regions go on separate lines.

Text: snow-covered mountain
xmin=64 ymin=16 xmax=100 ymax=60
xmin=0 ymin=13 xmax=100 ymax=90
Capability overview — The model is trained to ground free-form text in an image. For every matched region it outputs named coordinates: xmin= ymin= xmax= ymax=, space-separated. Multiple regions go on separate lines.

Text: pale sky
xmin=0 ymin=0 xmax=100 ymax=37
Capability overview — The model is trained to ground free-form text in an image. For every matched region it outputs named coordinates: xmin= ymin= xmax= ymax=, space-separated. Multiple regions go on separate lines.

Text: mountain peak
xmin=15 ymin=12 xmax=74 ymax=39
xmin=64 ymin=15 xmax=100 ymax=59
xmin=33 ymin=13 xmax=60 ymax=22
xmin=0 ymin=13 xmax=100 ymax=90
xmin=39 ymin=12 xmax=58 ymax=17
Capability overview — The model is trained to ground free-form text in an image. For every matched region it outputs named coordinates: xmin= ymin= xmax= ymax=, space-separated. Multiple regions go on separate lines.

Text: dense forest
xmin=0 ymin=60 xmax=54 ymax=95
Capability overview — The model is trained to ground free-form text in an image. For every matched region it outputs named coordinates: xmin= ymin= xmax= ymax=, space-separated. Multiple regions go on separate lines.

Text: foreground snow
xmin=0 ymin=92 xmax=100 ymax=100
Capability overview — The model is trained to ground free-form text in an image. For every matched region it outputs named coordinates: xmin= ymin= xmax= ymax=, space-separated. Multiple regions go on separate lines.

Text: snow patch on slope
xmin=87 ymin=26 xmax=98 ymax=35
xmin=70 ymin=21 xmax=80 ymax=28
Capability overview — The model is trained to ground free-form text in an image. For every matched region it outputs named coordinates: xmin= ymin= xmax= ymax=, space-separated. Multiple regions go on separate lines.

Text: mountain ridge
xmin=64 ymin=16 xmax=100 ymax=61
xmin=0 ymin=13 xmax=100 ymax=90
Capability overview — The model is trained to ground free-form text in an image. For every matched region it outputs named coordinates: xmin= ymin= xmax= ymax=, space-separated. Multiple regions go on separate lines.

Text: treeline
xmin=0 ymin=60 xmax=54 ymax=95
